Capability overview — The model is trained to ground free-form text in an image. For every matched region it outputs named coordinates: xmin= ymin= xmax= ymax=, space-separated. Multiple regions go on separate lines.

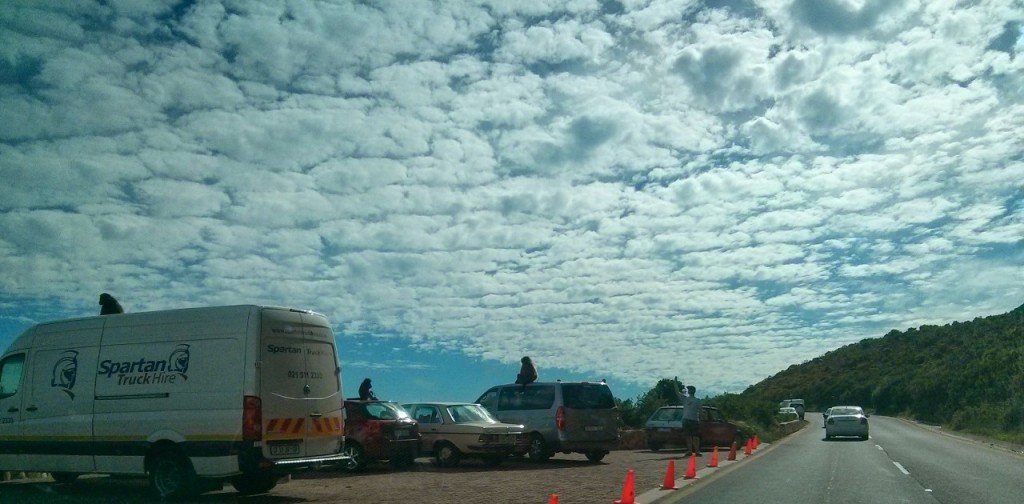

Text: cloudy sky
xmin=1 ymin=0 xmax=1022 ymax=403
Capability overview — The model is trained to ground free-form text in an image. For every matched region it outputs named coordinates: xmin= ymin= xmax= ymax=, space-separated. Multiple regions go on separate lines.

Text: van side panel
xmin=17 ymin=319 xmax=104 ymax=473
xmin=92 ymin=306 xmax=251 ymax=475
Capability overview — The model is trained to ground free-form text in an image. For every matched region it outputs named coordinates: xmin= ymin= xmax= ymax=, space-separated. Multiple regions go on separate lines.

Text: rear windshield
xmin=361 ymin=402 xmax=411 ymax=420
xmin=650 ymin=408 xmax=684 ymax=422
xmin=562 ymin=383 xmax=615 ymax=409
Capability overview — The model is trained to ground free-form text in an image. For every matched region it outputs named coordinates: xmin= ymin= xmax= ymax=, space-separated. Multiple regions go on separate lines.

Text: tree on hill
xmin=740 ymin=303 xmax=1024 ymax=438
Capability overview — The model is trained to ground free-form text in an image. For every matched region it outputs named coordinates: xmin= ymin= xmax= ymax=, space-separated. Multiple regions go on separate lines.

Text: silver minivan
xmin=475 ymin=381 xmax=619 ymax=462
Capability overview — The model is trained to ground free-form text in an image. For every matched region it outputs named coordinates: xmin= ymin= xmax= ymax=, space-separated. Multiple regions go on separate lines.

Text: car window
xmin=498 ymin=385 xmax=555 ymax=410
xmin=561 ymin=383 xmax=615 ymax=409
xmin=411 ymin=405 xmax=440 ymax=424
xmin=476 ymin=388 xmax=499 ymax=410
xmin=0 ymin=353 xmax=25 ymax=399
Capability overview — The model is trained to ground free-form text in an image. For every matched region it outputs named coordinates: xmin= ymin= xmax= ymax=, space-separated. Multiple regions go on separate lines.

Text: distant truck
xmin=0 ymin=305 xmax=347 ymax=499
xmin=779 ymin=399 xmax=806 ymax=420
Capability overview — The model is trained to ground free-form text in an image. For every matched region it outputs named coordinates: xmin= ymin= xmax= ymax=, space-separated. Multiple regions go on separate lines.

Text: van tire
xmin=528 ymin=435 xmax=551 ymax=462
xmin=231 ymin=469 xmax=277 ymax=495
xmin=51 ymin=472 xmax=79 ymax=484
xmin=149 ymin=450 xmax=198 ymax=500
xmin=584 ymin=450 xmax=607 ymax=463
xmin=435 ymin=442 xmax=462 ymax=467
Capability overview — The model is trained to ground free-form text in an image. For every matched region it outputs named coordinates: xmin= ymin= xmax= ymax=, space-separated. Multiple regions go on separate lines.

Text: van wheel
xmin=341 ymin=442 xmax=367 ymax=472
xmin=149 ymin=450 xmax=198 ymax=499
xmin=51 ymin=472 xmax=79 ymax=484
xmin=435 ymin=442 xmax=462 ymax=467
xmin=528 ymin=435 xmax=551 ymax=462
xmin=231 ymin=469 xmax=277 ymax=495
xmin=585 ymin=450 xmax=607 ymax=463
xmin=647 ymin=441 xmax=663 ymax=452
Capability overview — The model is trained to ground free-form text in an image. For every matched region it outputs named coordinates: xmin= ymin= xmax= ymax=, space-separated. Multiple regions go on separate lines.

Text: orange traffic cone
xmin=684 ymin=453 xmax=698 ymax=480
xmin=661 ymin=459 xmax=678 ymax=490
xmin=744 ymin=438 xmax=752 ymax=456
xmin=727 ymin=441 xmax=737 ymax=461
xmin=753 ymin=435 xmax=760 ymax=449
xmin=549 ymin=495 xmax=559 ymax=504
xmin=708 ymin=446 xmax=719 ymax=468
xmin=614 ymin=469 xmax=636 ymax=504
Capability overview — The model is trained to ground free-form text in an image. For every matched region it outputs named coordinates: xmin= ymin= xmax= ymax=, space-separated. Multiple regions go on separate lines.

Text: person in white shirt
xmin=681 ymin=385 xmax=702 ymax=456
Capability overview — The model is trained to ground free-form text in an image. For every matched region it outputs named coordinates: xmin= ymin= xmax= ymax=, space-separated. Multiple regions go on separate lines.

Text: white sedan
xmin=402 ymin=402 xmax=526 ymax=467
xmin=824 ymin=405 xmax=869 ymax=440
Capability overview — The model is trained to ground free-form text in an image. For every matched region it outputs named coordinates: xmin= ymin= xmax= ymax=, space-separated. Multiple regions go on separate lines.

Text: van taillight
xmin=556 ymin=406 xmax=566 ymax=431
xmin=243 ymin=395 xmax=263 ymax=441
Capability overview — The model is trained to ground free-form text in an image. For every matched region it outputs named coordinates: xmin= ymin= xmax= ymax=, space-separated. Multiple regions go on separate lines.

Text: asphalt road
xmin=2 ymin=417 xmax=1020 ymax=503
xmin=663 ymin=413 xmax=1024 ymax=504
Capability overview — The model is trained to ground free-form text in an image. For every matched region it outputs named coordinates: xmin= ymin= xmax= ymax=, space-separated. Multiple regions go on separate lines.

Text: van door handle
xmin=25 ymin=406 xmax=38 ymax=412
xmin=309 ymin=412 xmax=323 ymax=418
xmin=6 ymin=407 xmax=17 ymax=413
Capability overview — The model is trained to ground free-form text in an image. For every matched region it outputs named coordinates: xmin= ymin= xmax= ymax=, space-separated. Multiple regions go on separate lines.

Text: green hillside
xmin=742 ymin=303 xmax=1024 ymax=439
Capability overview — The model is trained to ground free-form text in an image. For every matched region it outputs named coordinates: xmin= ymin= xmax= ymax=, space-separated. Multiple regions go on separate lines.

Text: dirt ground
xmin=0 ymin=448 xmax=723 ymax=504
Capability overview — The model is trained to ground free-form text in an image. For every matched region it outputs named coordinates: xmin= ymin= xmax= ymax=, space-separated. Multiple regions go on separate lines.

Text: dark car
xmin=341 ymin=400 xmax=420 ymax=471
xmin=645 ymin=405 xmax=748 ymax=451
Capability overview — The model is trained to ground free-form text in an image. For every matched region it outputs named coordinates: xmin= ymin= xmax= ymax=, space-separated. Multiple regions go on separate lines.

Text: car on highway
xmin=778 ymin=406 xmax=800 ymax=419
xmin=402 ymin=402 xmax=527 ymax=467
xmin=779 ymin=399 xmax=806 ymax=420
xmin=476 ymin=381 xmax=620 ymax=463
xmin=824 ymin=405 xmax=869 ymax=440
xmin=341 ymin=400 xmax=420 ymax=471
xmin=645 ymin=405 xmax=748 ymax=451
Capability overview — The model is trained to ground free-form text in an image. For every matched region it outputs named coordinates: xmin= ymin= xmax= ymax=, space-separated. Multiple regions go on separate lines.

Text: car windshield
xmin=363 ymin=402 xmax=411 ymax=421
xmin=447 ymin=404 xmax=497 ymax=423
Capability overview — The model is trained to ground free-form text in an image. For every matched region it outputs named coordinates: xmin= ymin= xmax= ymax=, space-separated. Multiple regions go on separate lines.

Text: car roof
xmin=404 ymin=401 xmax=479 ymax=407
xmin=497 ymin=381 xmax=609 ymax=387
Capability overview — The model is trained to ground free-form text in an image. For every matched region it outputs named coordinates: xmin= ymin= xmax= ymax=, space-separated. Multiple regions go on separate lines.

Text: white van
xmin=0 ymin=305 xmax=346 ymax=498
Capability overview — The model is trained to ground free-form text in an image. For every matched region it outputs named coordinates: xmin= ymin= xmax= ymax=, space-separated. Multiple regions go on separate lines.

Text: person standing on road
xmin=681 ymin=385 xmax=702 ymax=456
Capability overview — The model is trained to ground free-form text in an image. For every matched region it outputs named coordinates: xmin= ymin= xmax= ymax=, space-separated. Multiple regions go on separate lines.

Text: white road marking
xmin=893 ymin=461 xmax=910 ymax=475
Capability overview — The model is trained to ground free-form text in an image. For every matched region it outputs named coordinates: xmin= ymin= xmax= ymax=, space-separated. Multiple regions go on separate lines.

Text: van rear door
xmin=559 ymin=383 xmax=618 ymax=443
xmin=259 ymin=309 xmax=342 ymax=460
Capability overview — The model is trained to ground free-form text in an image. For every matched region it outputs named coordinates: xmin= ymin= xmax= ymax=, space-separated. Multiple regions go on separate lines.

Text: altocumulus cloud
xmin=0 ymin=0 xmax=1021 ymax=394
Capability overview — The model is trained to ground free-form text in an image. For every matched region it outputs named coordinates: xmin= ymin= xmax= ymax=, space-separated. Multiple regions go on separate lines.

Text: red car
xmin=645 ymin=405 xmax=748 ymax=451
xmin=341 ymin=400 xmax=420 ymax=471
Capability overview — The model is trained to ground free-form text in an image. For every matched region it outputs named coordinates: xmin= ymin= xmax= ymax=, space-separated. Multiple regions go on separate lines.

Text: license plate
xmin=659 ymin=428 xmax=672 ymax=432
xmin=270 ymin=443 xmax=301 ymax=456
xmin=585 ymin=426 xmax=603 ymax=432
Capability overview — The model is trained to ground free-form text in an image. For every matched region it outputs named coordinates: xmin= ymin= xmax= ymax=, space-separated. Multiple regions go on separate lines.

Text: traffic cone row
xmin=606 ymin=439 xmax=764 ymax=504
